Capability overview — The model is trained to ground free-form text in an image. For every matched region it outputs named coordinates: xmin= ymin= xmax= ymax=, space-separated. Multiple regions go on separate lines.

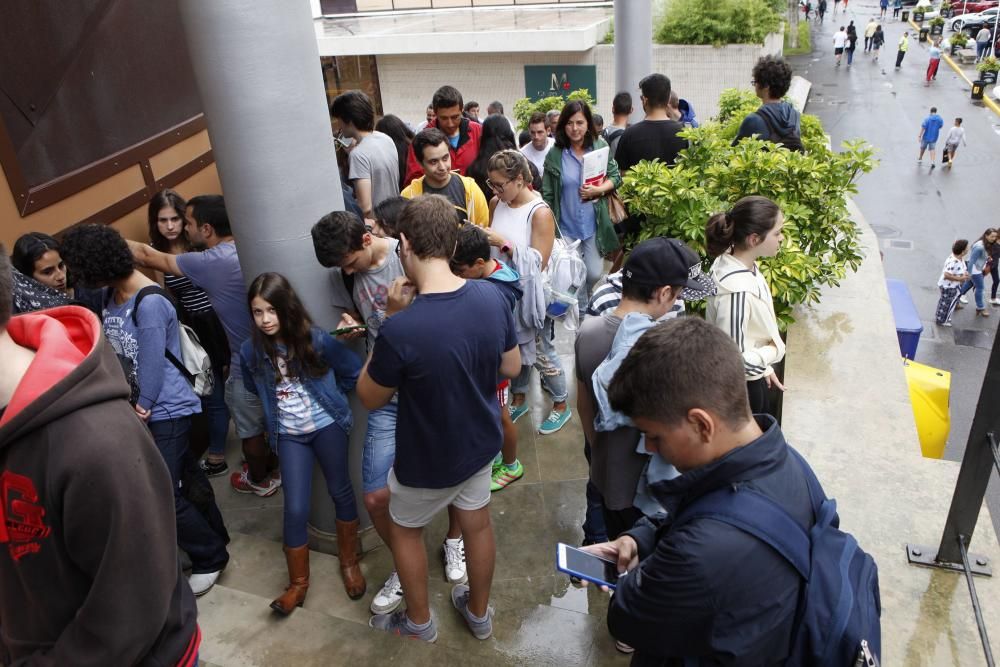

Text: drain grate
xmin=889 ymin=239 xmax=914 ymax=250
xmin=953 ymin=328 xmax=994 ymax=349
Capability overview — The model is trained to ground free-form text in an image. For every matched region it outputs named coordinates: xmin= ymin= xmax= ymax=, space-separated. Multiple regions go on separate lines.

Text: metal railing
xmin=906 ymin=326 xmax=1000 ymax=666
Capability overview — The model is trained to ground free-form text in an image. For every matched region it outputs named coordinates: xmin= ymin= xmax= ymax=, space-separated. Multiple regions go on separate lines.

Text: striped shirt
xmin=586 ymin=272 xmax=685 ymax=319
xmin=163 ymin=273 xmax=213 ymax=314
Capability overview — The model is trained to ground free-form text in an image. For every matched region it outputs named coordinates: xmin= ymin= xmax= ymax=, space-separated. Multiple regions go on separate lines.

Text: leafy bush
xmin=512 ymin=89 xmax=596 ymax=132
xmin=784 ymin=20 xmax=812 ymax=56
xmin=977 ymin=56 xmax=1000 ymax=73
xmin=618 ymin=90 xmax=876 ymax=328
xmin=950 ymin=31 xmax=969 ymax=47
xmin=655 ymin=0 xmax=783 ymax=46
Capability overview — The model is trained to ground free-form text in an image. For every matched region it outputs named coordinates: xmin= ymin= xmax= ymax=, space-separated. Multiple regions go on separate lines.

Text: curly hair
xmin=752 ymin=55 xmax=793 ymax=99
xmin=311 ymin=210 xmax=366 ymax=267
xmin=60 ymin=224 xmax=135 ymax=287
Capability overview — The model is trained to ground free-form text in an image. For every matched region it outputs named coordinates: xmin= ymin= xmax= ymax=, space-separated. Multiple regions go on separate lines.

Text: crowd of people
xmin=1 ymin=54 xmax=881 ymax=665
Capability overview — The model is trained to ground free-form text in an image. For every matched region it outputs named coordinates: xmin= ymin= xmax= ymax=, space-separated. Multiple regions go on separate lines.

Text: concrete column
xmin=614 ymin=0 xmax=653 ymax=124
xmin=177 ymin=0 xmax=369 ymax=541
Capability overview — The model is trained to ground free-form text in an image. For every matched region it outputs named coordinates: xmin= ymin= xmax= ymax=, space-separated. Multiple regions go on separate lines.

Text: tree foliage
xmin=512 ymin=89 xmax=596 ymax=132
xmin=619 ymin=90 xmax=876 ymax=328
xmin=655 ymin=0 xmax=783 ymax=46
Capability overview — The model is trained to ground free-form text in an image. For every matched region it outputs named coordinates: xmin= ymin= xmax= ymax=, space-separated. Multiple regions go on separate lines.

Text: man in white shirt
xmin=833 ymin=26 xmax=848 ymax=66
xmin=520 ymin=111 xmax=554 ymax=175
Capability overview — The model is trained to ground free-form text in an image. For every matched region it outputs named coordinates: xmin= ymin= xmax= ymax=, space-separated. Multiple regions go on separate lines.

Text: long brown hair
xmin=247 ymin=273 xmax=327 ymax=381
xmin=147 ymin=189 xmax=190 ymax=253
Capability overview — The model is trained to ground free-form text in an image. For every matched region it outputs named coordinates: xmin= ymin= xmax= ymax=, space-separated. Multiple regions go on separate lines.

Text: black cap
xmin=622 ymin=237 xmax=716 ymax=300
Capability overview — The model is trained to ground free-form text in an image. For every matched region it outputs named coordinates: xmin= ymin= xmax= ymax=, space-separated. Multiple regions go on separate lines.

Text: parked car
xmin=950 ymin=0 xmax=998 ymax=15
xmin=949 ymin=7 xmax=999 ymax=31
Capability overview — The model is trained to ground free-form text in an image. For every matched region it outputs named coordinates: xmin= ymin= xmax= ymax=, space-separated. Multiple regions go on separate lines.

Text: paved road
xmin=787 ymin=4 xmax=1000 ymax=543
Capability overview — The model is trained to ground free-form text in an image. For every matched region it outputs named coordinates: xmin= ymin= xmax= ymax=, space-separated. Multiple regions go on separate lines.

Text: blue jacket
xmin=240 ymin=327 xmax=361 ymax=442
xmin=608 ymin=417 xmax=814 ymax=666
xmin=968 ymin=240 xmax=989 ymax=274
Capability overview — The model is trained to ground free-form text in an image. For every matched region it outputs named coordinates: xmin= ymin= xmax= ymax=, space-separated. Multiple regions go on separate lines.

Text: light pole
xmin=614 ymin=0 xmax=654 ymax=125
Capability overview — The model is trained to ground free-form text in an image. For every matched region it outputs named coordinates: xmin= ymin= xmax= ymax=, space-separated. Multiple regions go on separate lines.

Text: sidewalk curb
xmin=908 ymin=17 xmax=1000 ymax=117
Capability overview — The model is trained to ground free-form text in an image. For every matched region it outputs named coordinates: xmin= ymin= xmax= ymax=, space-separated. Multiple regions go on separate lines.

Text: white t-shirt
xmin=521 ymin=138 xmax=554 ymax=175
xmin=938 ymin=254 xmax=967 ymax=288
xmin=945 ymin=126 xmax=965 ymax=147
xmin=834 ymin=31 xmax=848 ymax=48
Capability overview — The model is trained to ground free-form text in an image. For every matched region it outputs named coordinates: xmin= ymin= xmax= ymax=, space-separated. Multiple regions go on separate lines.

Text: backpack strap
xmin=673 ymin=484 xmax=812 ymax=579
xmin=131 ymin=285 xmax=193 ymax=380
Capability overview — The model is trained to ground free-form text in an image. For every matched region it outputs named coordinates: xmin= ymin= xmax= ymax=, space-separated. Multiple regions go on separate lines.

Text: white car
xmin=949 ymin=7 xmax=999 ymax=31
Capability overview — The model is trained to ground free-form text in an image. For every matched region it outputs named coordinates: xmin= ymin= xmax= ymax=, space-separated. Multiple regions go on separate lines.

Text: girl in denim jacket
xmin=240 ymin=272 xmax=365 ymax=614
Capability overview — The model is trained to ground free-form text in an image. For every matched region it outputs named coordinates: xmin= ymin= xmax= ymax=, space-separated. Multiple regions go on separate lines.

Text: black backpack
xmin=756 ymin=111 xmax=805 ymax=152
xmin=603 ymin=127 xmax=626 ymax=158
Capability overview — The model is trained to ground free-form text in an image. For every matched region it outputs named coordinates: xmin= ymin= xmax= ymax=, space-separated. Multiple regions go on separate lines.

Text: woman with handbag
xmin=541 ymin=100 xmax=622 ymax=314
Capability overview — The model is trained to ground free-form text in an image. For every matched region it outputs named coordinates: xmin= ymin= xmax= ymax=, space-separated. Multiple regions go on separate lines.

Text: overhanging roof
xmin=314 ymin=6 xmax=613 ymax=56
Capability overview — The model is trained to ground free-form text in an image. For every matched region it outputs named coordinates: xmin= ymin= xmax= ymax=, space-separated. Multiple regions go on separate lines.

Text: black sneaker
xmin=200 ymin=459 xmax=229 ymax=477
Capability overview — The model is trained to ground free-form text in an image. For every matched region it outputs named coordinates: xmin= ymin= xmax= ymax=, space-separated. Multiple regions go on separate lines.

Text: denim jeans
xmin=148 ymin=417 xmax=230 ymax=573
xmin=961 ymin=273 xmax=986 ymax=310
xmin=512 ymin=318 xmax=568 ymax=403
xmin=363 ymin=402 xmax=397 ymax=494
xmin=565 ymin=234 xmax=605 ymax=312
xmin=279 ymin=422 xmax=357 ymax=547
xmin=205 ymin=366 xmax=230 ymax=456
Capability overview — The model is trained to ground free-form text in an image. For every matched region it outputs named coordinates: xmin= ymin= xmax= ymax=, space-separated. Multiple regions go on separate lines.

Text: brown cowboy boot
xmin=336 ymin=519 xmax=367 ymax=600
xmin=270 ymin=545 xmax=309 ymax=615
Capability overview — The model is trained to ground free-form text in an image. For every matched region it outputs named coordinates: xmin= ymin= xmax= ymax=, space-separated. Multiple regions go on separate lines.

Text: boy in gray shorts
xmin=358 ymin=195 xmax=520 ymax=642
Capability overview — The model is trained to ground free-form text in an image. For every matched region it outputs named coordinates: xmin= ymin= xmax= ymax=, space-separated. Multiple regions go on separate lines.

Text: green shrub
xmin=618 ymin=89 xmax=876 ymax=328
xmin=512 ymin=89 xmax=596 ymax=132
xmin=784 ymin=20 xmax=812 ymax=56
xmin=655 ymin=0 xmax=783 ymax=46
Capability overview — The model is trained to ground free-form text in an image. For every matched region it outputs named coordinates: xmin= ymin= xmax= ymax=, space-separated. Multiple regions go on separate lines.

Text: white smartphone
xmin=555 ymin=542 xmax=620 ymax=589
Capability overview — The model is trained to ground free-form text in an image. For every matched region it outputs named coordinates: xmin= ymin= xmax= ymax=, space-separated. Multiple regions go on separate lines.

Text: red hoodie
xmin=0 ymin=306 xmax=199 ymax=667
xmin=404 ymin=116 xmax=482 ymax=186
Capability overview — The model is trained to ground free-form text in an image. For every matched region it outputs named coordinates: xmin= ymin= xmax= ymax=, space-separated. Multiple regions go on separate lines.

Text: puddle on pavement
xmin=549 ymin=575 xmax=600 ymax=614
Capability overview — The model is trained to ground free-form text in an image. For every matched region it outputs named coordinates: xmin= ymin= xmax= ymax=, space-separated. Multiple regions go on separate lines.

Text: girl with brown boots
xmin=240 ymin=272 xmax=366 ymax=614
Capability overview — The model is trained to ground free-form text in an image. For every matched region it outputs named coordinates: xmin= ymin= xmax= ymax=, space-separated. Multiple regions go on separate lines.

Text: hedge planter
xmin=931 ymin=23 xmax=944 ymax=35
xmin=914 ymin=11 xmax=925 ymax=21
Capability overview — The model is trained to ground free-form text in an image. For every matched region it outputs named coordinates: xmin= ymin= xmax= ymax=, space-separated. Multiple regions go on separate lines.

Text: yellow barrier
xmin=903 ymin=358 xmax=951 ymax=459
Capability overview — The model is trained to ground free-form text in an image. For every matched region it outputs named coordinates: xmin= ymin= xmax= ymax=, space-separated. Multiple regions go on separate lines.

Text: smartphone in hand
xmin=332 ymin=324 xmax=367 ymax=336
xmin=556 ymin=543 xmax=620 ymax=589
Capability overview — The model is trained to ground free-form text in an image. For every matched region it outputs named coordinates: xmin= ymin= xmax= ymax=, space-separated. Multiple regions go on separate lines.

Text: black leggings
xmin=991 ymin=257 xmax=999 ymax=299
xmin=747 ymin=378 xmax=772 ymax=417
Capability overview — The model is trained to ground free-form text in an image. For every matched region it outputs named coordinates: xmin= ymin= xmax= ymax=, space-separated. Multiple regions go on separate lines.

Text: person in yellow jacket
xmin=895 ymin=31 xmax=909 ymax=69
xmin=704 ymin=195 xmax=786 ymax=418
xmin=401 ymin=127 xmax=489 ymax=227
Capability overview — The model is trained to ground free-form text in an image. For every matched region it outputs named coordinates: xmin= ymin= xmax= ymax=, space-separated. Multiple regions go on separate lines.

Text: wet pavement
xmin=788 ymin=1 xmax=1000 ymax=539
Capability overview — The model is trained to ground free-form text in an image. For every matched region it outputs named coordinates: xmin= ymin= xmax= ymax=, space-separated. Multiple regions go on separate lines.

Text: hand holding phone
xmin=334 ymin=313 xmax=366 ymax=340
xmin=556 ymin=543 xmax=623 ymax=590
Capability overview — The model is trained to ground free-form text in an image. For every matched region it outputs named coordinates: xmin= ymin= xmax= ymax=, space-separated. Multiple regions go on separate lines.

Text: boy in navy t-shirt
xmin=359 ymin=195 xmax=521 ymax=643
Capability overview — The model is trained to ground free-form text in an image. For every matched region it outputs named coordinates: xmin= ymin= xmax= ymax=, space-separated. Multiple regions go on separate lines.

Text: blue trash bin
xmin=886 ymin=279 xmax=923 ymax=359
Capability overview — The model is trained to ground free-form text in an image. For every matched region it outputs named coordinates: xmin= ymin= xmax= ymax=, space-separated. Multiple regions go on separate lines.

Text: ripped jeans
xmin=511 ymin=318 xmax=568 ymax=403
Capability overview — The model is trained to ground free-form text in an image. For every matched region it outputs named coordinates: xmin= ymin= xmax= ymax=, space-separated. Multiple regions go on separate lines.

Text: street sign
xmin=523 ymin=65 xmax=597 ymax=102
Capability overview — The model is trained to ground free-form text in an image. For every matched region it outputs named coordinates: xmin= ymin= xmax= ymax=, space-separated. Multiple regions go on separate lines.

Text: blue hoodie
xmin=734 ymin=101 xmax=801 ymax=144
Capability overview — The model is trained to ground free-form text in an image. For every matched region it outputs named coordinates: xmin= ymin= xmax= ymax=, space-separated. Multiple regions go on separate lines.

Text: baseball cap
xmin=622 ymin=237 xmax=716 ymax=300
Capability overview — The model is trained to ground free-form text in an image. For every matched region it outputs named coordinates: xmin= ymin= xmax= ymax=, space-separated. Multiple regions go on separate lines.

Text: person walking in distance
xmin=834 ymin=26 xmax=848 ymax=66
xmin=976 ymin=26 xmax=993 ymax=62
xmin=893 ymin=0 xmax=902 ymax=18
xmin=925 ymin=37 xmax=942 ymax=85
xmin=917 ymin=106 xmax=945 ymax=166
xmin=880 ymin=0 xmax=888 ymax=19
xmin=896 ymin=31 xmax=910 ymax=68
xmin=872 ymin=24 xmax=886 ymax=61
xmin=864 ymin=18 xmax=878 ymax=52
xmin=846 ymin=25 xmax=859 ymax=66
xmin=834 ymin=0 xmax=841 ymax=14
xmin=818 ymin=0 xmax=827 ymax=22
xmin=941 ymin=117 xmax=966 ymax=167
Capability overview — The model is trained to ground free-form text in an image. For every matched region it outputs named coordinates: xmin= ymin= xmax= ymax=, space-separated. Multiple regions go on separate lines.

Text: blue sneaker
xmin=508 ymin=403 xmax=530 ymax=423
xmin=538 ymin=408 xmax=572 ymax=435
xmin=369 ymin=610 xmax=438 ymax=643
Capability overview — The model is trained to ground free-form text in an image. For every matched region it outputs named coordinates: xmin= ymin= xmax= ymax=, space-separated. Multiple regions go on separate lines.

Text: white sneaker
xmin=442 ymin=537 xmax=468 ymax=585
xmin=960 ymin=296 xmax=970 ymax=304
xmin=370 ymin=571 xmax=404 ymax=615
xmin=991 ymin=298 xmax=1000 ymax=306
xmin=941 ymin=320 xmax=953 ymax=327
xmin=615 ymin=640 xmax=636 ymax=654
xmin=189 ymin=570 xmax=222 ymax=596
